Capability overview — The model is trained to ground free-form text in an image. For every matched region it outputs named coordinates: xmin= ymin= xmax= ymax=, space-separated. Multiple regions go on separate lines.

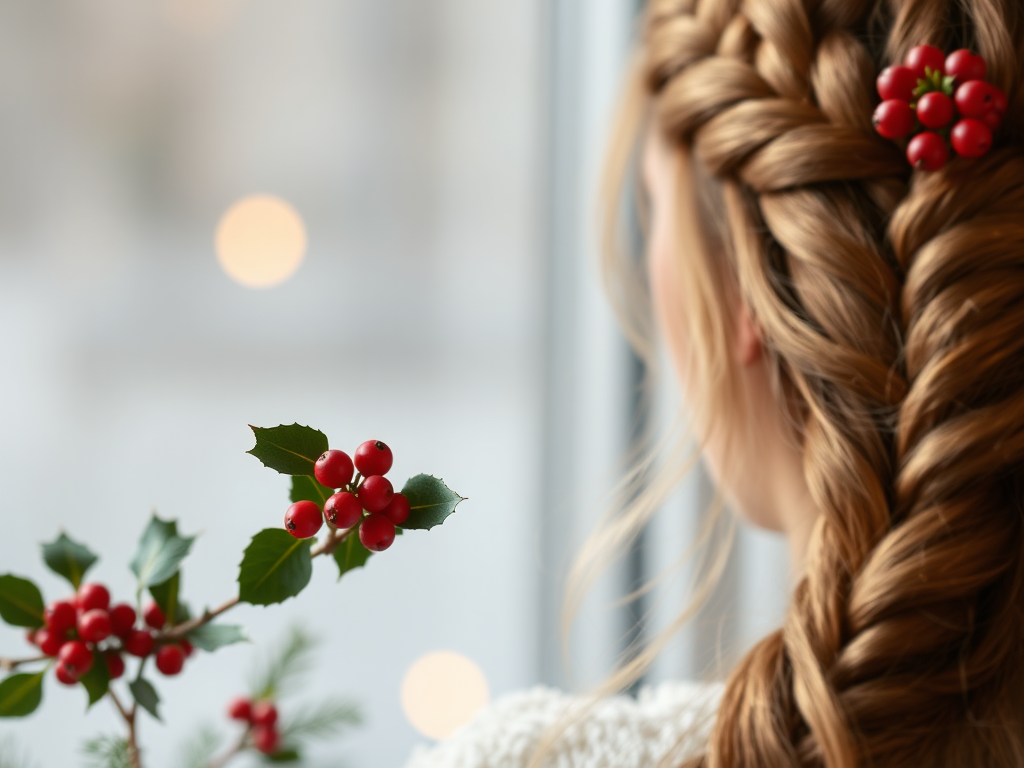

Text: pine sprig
xmin=176 ymin=726 xmax=223 ymax=768
xmin=281 ymin=698 xmax=362 ymax=741
xmin=248 ymin=626 xmax=318 ymax=701
xmin=81 ymin=736 xmax=132 ymax=768
xmin=0 ymin=736 xmax=37 ymax=768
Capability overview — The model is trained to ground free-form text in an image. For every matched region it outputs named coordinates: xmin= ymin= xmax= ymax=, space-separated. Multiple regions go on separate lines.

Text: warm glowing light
xmin=402 ymin=651 xmax=490 ymax=740
xmin=161 ymin=0 xmax=244 ymax=38
xmin=215 ymin=195 xmax=307 ymax=289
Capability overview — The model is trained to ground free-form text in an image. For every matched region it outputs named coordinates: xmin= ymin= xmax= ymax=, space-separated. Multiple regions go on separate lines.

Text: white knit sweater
xmin=404 ymin=682 xmax=723 ymax=768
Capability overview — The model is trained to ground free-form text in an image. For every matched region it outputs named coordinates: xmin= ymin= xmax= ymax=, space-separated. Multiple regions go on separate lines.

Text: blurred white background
xmin=0 ymin=1 xmax=787 ymax=766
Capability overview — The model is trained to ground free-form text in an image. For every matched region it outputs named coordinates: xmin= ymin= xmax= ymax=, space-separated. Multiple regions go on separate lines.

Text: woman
xmin=408 ymin=0 xmax=1024 ymax=765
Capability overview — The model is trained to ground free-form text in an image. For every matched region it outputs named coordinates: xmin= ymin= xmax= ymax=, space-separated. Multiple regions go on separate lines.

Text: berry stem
xmin=0 ymin=653 xmax=47 ymax=672
xmin=310 ymin=524 xmax=356 ymax=558
xmin=204 ymin=730 xmax=249 ymax=768
xmin=158 ymin=596 xmax=241 ymax=642
xmin=108 ymin=686 xmax=142 ymax=768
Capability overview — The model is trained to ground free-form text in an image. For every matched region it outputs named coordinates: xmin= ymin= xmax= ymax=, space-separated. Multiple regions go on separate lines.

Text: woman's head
xmin=624 ymin=0 xmax=1024 ymax=765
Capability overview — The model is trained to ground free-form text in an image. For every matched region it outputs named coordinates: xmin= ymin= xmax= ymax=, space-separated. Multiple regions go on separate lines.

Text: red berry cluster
xmin=227 ymin=696 xmax=282 ymax=755
xmin=873 ymin=45 xmax=1007 ymax=171
xmin=26 ymin=582 xmax=194 ymax=686
xmin=283 ymin=440 xmax=410 ymax=553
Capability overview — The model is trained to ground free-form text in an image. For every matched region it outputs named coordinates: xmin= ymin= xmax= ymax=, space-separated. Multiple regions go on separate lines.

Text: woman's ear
xmin=735 ymin=302 xmax=763 ymax=366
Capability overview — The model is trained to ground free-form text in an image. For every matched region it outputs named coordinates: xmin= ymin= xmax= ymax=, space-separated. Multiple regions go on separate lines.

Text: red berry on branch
xmin=59 ymin=640 xmax=94 ymax=675
xmin=945 ymin=49 xmax=986 ymax=83
xmin=873 ymin=99 xmax=915 ymax=139
xmin=252 ymin=725 xmax=280 ymax=755
xmin=951 ymin=118 xmax=993 ymax=157
xmin=876 ymin=65 xmax=919 ymax=101
xmin=227 ymin=696 xmax=253 ymax=722
xmin=251 ymin=701 xmax=279 ymax=728
xmin=55 ymin=661 xmax=79 ymax=686
xmin=284 ymin=500 xmax=324 ymax=539
xmin=325 ymin=491 xmax=363 ymax=528
xmin=109 ymin=604 xmax=137 ymax=637
xmin=156 ymin=644 xmax=186 ymax=676
xmin=124 ymin=629 xmax=156 ymax=658
xmin=955 ymin=80 xmax=996 ymax=117
xmin=354 ymin=440 xmax=393 ymax=476
xmin=358 ymin=475 xmax=394 ymax=512
xmin=106 ymin=653 xmax=126 ymax=680
xmin=180 ymin=639 xmax=195 ymax=658
xmin=45 ymin=601 xmax=77 ymax=635
xmin=916 ymin=91 xmax=954 ymax=128
xmin=382 ymin=493 xmax=411 ymax=526
xmin=77 ymin=583 xmax=110 ymax=612
xmin=990 ymin=85 xmax=1008 ymax=115
xmin=907 ymin=132 xmax=949 ymax=171
xmin=982 ymin=109 xmax=1002 ymax=130
xmin=25 ymin=629 xmax=38 ymax=646
xmin=78 ymin=609 xmax=113 ymax=644
xmin=359 ymin=514 xmax=397 ymax=552
xmin=315 ymin=450 xmax=355 ymax=489
xmin=143 ymin=602 xmax=167 ymax=630
xmin=905 ymin=44 xmax=945 ymax=78
xmin=36 ymin=628 xmax=65 ymax=657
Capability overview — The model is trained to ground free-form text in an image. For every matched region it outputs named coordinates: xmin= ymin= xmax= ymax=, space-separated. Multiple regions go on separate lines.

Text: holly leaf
xmin=0 ymin=575 xmax=45 ymax=628
xmin=333 ymin=531 xmax=372 ymax=580
xmin=149 ymin=572 xmax=190 ymax=626
xmin=129 ymin=677 xmax=160 ymax=721
xmin=130 ymin=516 xmax=194 ymax=592
xmin=79 ymin=658 xmax=111 ymax=708
xmin=265 ymin=749 xmax=301 ymax=763
xmin=0 ymin=672 xmax=44 ymax=718
xmin=186 ymin=624 xmax=248 ymax=652
xmin=247 ymin=424 xmax=328 ymax=476
xmin=41 ymin=533 xmax=98 ymax=590
xmin=238 ymin=530 xmax=313 ymax=607
xmin=401 ymin=475 xmax=466 ymax=531
xmin=290 ymin=475 xmax=333 ymax=507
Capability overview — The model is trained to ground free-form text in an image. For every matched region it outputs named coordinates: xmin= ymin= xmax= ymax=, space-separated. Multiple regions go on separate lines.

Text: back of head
xmin=640 ymin=0 xmax=1024 ymax=766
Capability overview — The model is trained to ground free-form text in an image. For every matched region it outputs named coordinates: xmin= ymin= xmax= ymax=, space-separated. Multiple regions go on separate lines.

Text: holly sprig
xmin=0 ymin=423 xmax=466 ymax=768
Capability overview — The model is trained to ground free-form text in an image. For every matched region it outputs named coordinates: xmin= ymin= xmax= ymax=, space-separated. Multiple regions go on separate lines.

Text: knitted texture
xmin=404 ymin=682 xmax=723 ymax=768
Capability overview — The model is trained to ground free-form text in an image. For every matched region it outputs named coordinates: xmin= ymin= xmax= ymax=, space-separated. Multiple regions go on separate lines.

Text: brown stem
xmin=109 ymin=688 xmax=142 ymax=768
xmin=206 ymin=731 xmax=249 ymax=768
xmin=310 ymin=526 xmax=353 ymax=558
xmin=0 ymin=654 xmax=47 ymax=672
xmin=159 ymin=596 xmax=241 ymax=641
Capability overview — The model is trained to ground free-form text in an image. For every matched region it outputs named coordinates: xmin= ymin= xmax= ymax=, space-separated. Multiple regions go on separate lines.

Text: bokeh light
xmin=401 ymin=651 xmax=490 ymax=740
xmin=215 ymin=195 xmax=308 ymax=289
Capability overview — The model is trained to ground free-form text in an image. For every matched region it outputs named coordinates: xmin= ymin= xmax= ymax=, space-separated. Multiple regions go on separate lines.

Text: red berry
xmin=951 ymin=118 xmax=993 ymax=158
xmin=180 ymin=639 xmax=195 ymax=658
xmin=106 ymin=653 xmax=126 ymax=680
xmin=77 ymin=584 xmax=110 ymax=612
xmin=872 ymin=99 xmax=915 ymax=139
xmin=251 ymin=701 xmax=279 ymax=728
xmin=155 ymin=644 xmax=186 ymax=676
xmin=325 ymin=491 xmax=363 ymax=528
xmin=36 ymin=628 xmax=66 ymax=657
xmin=877 ymin=65 xmax=919 ymax=101
xmin=143 ymin=602 xmax=167 ymax=630
xmin=905 ymin=44 xmax=945 ymax=78
xmin=990 ymin=85 xmax=1008 ymax=115
xmin=58 ymin=640 xmax=94 ymax=675
xmin=284 ymin=500 xmax=324 ymax=539
xmin=382 ymin=493 xmax=411 ymax=526
xmin=227 ymin=696 xmax=253 ymax=721
xmin=982 ymin=109 xmax=1002 ymax=130
xmin=55 ymin=661 xmax=79 ymax=686
xmin=945 ymin=49 xmax=987 ymax=83
xmin=358 ymin=475 xmax=394 ymax=512
xmin=359 ymin=514 xmax=397 ymax=552
xmin=124 ymin=629 xmax=156 ymax=658
xmin=907 ymin=132 xmax=949 ymax=171
xmin=315 ymin=450 xmax=355 ymax=489
xmin=916 ymin=91 xmax=954 ymax=128
xmin=45 ymin=601 xmax=77 ymax=635
xmin=78 ymin=609 xmax=112 ymax=644
xmin=252 ymin=725 xmax=280 ymax=755
xmin=109 ymin=604 xmax=137 ymax=637
xmin=955 ymin=80 xmax=996 ymax=118
xmin=25 ymin=629 xmax=38 ymax=646
xmin=354 ymin=440 xmax=393 ymax=476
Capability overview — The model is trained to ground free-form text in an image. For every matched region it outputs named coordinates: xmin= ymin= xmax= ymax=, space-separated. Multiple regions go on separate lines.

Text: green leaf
xmin=238 ymin=530 xmax=313 ymax=607
xmin=264 ymin=749 xmax=301 ymax=763
xmin=0 ymin=672 xmax=44 ymax=718
xmin=129 ymin=677 xmax=160 ymax=721
xmin=130 ymin=516 xmax=194 ymax=592
xmin=0 ymin=575 xmax=45 ymax=629
xmin=333 ymin=531 xmax=372 ymax=580
xmin=79 ymin=659 xmax=111 ymax=709
xmin=41 ymin=533 xmax=98 ymax=590
xmin=149 ymin=572 xmax=190 ymax=626
xmin=290 ymin=475 xmax=334 ymax=506
xmin=186 ymin=624 xmax=248 ymax=652
xmin=401 ymin=475 xmax=467 ymax=531
xmin=247 ymin=424 xmax=328 ymax=476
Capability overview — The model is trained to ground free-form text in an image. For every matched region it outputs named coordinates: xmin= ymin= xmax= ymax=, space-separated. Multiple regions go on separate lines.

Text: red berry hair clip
xmin=873 ymin=45 xmax=1007 ymax=171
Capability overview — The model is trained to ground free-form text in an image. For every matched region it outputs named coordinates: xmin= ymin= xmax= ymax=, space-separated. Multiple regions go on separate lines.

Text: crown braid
xmin=643 ymin=0 xmax=1024 ymax=765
